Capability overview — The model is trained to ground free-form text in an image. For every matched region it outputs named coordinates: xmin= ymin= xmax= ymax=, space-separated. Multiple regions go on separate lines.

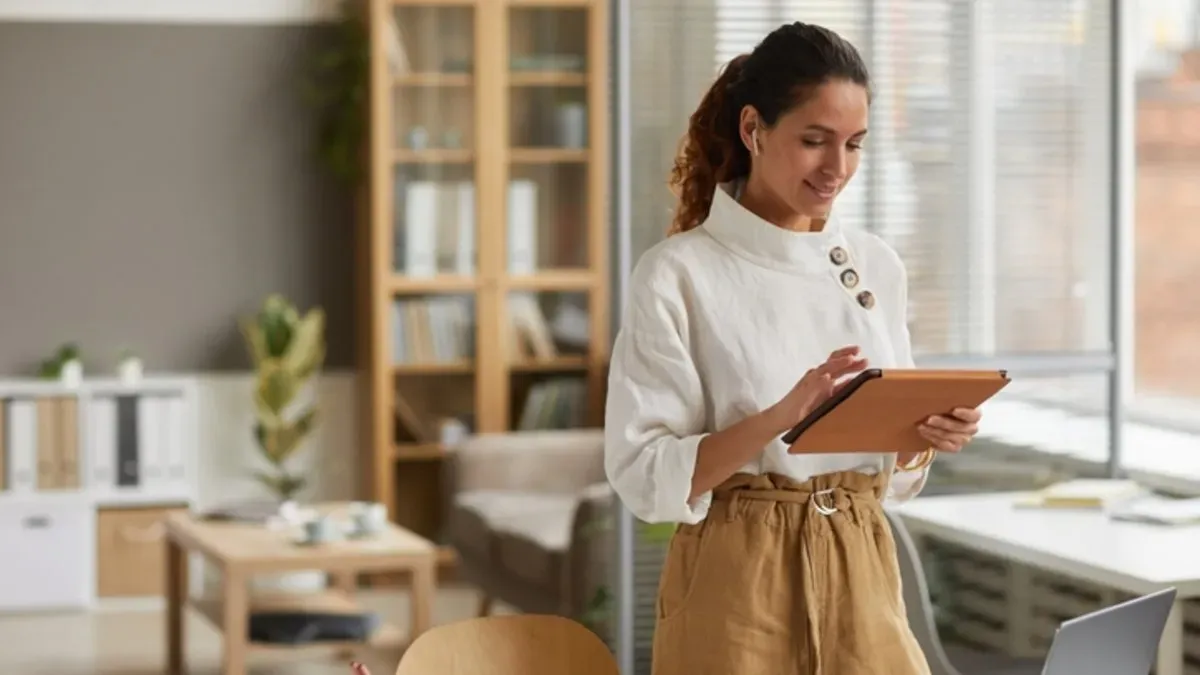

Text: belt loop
xmin=726 ymin=491 xmax=739 ymax=522
xmin=810 ymin=488 xmax=838 ymax=516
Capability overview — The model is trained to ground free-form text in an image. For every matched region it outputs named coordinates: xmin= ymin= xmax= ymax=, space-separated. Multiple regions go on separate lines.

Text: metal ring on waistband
xmin=810 ymin=488 xmax=838 ymax=516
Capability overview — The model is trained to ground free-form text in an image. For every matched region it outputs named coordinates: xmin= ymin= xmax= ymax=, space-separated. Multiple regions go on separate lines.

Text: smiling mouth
xmin=804 ymin=180 xmax=838 ymax=200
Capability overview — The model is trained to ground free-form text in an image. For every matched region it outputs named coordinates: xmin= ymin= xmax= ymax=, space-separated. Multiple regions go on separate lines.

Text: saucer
xmin=345 ymin=526 xmax=384 ymax=541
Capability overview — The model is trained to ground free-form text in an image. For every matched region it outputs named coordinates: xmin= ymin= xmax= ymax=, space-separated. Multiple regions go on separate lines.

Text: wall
xmin=0 ymin=3 xmax=363 ymax=504
xmin=0 ymin=14 xmax=354 ymax=374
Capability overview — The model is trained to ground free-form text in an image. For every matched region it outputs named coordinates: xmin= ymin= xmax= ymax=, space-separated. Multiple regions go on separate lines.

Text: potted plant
xmin=241 ymin=295 xmax=327 ymax=594
xmin=39 ymin=342 xmax=83 ymax=387
xmin=241 ymin=294 xmax=326 ymax=503
xmin=579 ymin=519 xmax=677 ymax=638
xmin=117 ymin=348 xmax=143 ymax=384
xmin=302 ymin=0 xmax=369 ymax=185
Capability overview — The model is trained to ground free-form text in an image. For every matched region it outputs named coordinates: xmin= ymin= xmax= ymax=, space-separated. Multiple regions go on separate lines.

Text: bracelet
xmin=897 ymin=449 xmax=936 ymax=472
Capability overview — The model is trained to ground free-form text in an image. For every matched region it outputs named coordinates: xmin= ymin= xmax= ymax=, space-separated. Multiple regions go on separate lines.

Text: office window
xmin=1132 ymin=0 xmax=1200 ymax=435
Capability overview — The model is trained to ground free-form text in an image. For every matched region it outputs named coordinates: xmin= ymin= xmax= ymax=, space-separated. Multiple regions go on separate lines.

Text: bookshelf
xmin=359 ymin=0 xmax=610 ymax=551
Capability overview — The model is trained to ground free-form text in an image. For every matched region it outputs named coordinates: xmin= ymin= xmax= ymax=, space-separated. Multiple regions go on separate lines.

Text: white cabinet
xmin=0 ymin=496 xmax=93 ymax=611
xmin=0 ymin=377 xmax=198 ymax=611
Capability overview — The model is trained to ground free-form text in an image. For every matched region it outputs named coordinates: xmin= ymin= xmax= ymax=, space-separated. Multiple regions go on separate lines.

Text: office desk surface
xmin=893 ymin=491 xmax=1200 ymax=597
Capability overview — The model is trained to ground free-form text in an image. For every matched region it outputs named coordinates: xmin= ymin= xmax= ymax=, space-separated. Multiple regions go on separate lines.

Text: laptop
xmin=1042 ymin=587 xmax=1176 ymax=675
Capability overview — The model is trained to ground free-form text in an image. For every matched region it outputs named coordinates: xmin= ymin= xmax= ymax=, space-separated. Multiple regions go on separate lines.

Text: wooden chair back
xmin=394 ymin=614 xmax=619 ymax=675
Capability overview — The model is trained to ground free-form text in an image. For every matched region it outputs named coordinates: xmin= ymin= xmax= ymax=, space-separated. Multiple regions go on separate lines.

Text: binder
xmin=783 ymin=368 xmax=1011 ymax=454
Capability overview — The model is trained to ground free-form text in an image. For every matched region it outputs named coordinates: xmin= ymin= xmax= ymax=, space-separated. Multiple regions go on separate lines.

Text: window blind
xmin=617 ymin=1 xmax=1115 ymax=671
xmin=623 ymin=0 xmax=1113 ymax=358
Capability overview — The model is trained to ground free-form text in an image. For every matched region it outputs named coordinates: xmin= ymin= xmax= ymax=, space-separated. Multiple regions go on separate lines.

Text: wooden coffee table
xmin=164 ymin=503 xmax=437 ymax=675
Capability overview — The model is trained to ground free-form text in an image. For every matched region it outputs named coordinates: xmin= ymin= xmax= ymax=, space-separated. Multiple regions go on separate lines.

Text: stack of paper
xmin=1014 ymin=479 xmax=1143 ymax=510
xmin=1110 ymin=496 xmax=1200 ymax=526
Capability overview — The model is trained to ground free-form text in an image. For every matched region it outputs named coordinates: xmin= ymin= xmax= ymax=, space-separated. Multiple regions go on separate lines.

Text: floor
xmin=0 ymin=585 xmax=507 ymax=675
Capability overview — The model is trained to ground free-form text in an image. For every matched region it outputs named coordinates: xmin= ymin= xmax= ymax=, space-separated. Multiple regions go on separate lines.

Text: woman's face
xmin=742 ymin=79 xmax=869 ymax=219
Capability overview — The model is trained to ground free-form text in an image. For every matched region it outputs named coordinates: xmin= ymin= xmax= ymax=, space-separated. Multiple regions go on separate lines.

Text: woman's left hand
xmin=918 ymin=407 xmax=981 ymax=452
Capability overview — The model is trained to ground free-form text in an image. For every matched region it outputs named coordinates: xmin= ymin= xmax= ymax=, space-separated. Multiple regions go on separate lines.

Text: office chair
xmin=394 ymin=614 xmax=619 ymax=675
xmin=884 ymin=508 xmax=1044 ymax=675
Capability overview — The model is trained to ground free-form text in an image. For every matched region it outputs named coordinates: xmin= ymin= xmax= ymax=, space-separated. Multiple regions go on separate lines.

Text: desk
xmin=894 ymin=491 xmax=1200 ymax=675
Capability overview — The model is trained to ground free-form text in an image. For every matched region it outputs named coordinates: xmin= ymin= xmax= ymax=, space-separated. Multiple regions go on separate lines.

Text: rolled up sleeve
xmin=604 ymin=285 xmax=710 ymax=524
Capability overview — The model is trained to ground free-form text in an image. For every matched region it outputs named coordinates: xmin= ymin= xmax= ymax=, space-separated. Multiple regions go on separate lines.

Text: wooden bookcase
xmin=359 ymin=0 xmax=610 ymax=553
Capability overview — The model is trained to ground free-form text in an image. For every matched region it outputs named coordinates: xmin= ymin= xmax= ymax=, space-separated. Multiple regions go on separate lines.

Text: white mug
xmin=353 ymin=503 xmax=388 ymax=535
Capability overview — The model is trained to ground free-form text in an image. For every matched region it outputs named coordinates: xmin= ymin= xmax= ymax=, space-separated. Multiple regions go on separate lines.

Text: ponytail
xmin=667 ymin=54 xmax=752 ymax=235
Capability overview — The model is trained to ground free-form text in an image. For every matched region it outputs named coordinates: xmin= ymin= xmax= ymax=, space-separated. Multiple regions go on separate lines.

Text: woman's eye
xmin=801 ymin=138 xmax=823 ymax=148
xmin=847 ymin=143 xmax=864 ymax=152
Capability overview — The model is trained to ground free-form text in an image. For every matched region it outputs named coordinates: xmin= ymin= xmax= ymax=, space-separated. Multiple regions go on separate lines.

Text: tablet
xmin=781 ymin=368 xmax=1011 ymax=454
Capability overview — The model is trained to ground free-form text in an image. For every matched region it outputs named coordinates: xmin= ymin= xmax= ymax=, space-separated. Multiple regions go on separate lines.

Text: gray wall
xmin=0 ymin=22 xmax=356 ymax=375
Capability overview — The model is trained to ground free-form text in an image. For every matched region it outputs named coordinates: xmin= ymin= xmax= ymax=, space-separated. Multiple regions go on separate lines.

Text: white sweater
xmin=604 ymin=183 xmax=930 ymax=525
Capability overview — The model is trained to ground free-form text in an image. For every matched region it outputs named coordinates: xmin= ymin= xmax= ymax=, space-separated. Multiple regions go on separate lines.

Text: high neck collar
xmin=702 ymin=181 xmax=846 ymax=274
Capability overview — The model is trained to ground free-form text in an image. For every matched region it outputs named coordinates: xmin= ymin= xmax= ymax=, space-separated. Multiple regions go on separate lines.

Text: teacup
xmin=351 ymin=503 xmax=388 ymax=536
xmin=303 ymin=516 xmax=337 ymax=544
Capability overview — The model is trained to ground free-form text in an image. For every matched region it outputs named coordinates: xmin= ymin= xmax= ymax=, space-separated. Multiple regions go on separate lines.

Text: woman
xmin=604 ymin=21 xmax=982 ymax=675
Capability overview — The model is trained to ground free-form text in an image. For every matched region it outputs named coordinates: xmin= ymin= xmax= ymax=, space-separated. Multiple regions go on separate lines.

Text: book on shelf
xmin=517 ymin=378 xmax=588 ymax=431
xmin=509 ymin=293 xmax=557 ymax=361
xmin=391 ymin=296 xmax=475 ymax=365
xmin=508 ymin=179 xmax=538 ymax=275
xmin=395 ymin=178 xmax=541 ymax=279
xmin=393 ymin=393 xmax=431 ymax=443
xmin=395 ymin=180 xmax=475 ymax=278
xmin=384 ymin=14 xmax=410 ymax=76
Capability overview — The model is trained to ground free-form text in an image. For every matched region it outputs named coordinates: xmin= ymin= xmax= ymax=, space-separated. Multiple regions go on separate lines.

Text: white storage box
xmin=0 ymin=495 xmax=93 ymax=611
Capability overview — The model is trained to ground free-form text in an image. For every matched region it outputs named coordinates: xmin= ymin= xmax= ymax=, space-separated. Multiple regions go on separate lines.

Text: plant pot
xmin=118 ymin=357 xmax=143 ymax=384
xmin=59 ymin=359 xmax=83 ymax=387
xmin=248 ymin=501 xmax=328 ymax=595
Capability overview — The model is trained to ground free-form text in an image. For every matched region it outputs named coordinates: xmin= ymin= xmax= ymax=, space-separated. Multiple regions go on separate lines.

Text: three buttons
xmin=827 ymin=246 xmax=874 ymax=310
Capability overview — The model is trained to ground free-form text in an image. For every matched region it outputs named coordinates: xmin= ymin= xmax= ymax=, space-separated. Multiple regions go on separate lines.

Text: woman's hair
xmin=667 ymin=22 xmax=871 ymax=235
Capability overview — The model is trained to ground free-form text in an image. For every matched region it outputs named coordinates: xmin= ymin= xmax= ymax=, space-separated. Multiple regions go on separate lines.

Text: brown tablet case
xmin=783 ymin=368 xmax=1011 ymax=454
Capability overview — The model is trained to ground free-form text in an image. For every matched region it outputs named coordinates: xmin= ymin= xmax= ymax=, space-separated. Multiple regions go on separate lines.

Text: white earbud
xmin=751 ymin=129 xmax=761 ymax=157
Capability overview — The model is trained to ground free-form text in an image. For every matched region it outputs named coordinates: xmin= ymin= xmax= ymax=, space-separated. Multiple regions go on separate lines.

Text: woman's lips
xmin=804 ymin=180 xmax=837 ymax=200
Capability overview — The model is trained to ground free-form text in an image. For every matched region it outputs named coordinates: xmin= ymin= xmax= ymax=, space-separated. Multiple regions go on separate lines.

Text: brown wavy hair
xmin=667 ymin=23 xmax=871 ymax=235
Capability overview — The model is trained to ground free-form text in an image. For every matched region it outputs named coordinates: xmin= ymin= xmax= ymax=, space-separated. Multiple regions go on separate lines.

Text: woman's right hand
xmin=762 ymin=346 xmax=868 ymax=435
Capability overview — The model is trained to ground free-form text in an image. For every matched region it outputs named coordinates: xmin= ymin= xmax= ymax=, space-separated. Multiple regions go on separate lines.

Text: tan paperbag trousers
xmin=651 ymin=470 xmax=931 ymax=675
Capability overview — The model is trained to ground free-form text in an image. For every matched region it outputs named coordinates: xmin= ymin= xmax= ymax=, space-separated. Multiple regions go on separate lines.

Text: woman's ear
xmin=738 ymin=105 xmax=760 ymax=157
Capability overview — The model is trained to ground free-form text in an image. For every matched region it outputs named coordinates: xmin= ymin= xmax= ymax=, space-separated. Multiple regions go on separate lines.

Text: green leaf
xmin=579 ymin=586 xmax=613 ymax=634
xmin=639 ymin=521 xmax=678 ymax=543
xmin=282 ymin=309 xmax=327 ymax=382
xmin=58 ymin=342 xmax=80 ymax=361
xmin=298 ymin=0 xmax=369 ymax=184
xmin=240 ymin=318 xmax=270 ymax=366
xmin=255 ymin=360 xmax=300 ymax=414
xmin=254 ymin=409 xmax=318 ymax=465
xmin=258 ymin=295 xmax=296 ymax=358
xmin=254 ymin=471 xmax=308 ymax=501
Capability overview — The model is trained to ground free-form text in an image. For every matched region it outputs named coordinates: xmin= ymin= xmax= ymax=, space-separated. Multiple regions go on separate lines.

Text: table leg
xmin=165 ymin=539 xmax=188 ymax=675
xmin=331 ymin=571 xmax=359 ymax=661
xmin=222 ymin=568 xmax=249 ymax=675
xmin=332 ymin=570 xmax=358 ymax=595
xmin=1156 ymin=599 xmax=1184 ymax=675
xmin=409 ymin=559 xmax=436 ymax=642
